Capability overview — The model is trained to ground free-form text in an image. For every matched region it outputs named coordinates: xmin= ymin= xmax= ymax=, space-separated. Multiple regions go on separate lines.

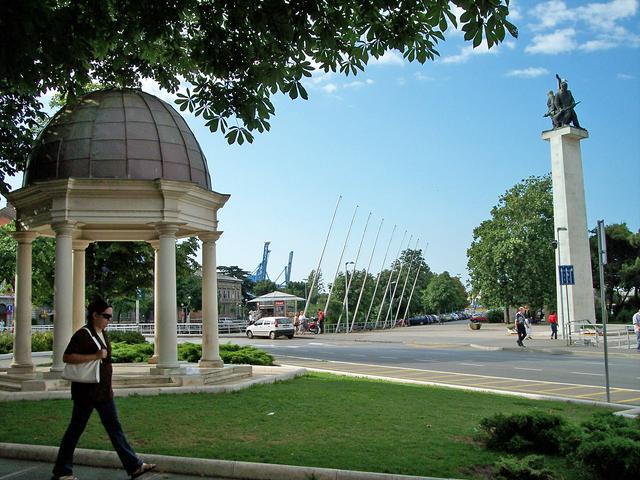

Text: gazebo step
xmin=201 ymin=365 xmax=252 ymax=385
xmin=113 ymin=375 xmax=178 ymax=387
xmin=0 ymin=378 xmax=22 ymax=392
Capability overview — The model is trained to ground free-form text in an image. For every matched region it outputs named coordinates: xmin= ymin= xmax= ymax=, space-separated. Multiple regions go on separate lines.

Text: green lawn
xmin=0 ymin=373 xmax=612 ymax=479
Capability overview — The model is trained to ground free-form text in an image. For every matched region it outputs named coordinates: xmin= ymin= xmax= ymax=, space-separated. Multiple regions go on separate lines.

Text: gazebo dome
xmin=24 ymin=88 xmax=212 ymax=190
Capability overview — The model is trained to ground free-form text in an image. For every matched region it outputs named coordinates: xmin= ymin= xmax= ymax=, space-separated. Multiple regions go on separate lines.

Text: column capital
xmin=199 ymin=231 xmax=223 ymax=243
xmin=51 ymin=221 xmax=76 ymax=237
xmin=11 ymin=231 xmax=38 ymax=243
xmin=72 ymin=240 xmax=92 ymax=251
xmin=154 ymin=222 xmax=182 ymax=237
xmin=148 ymin=240 xmax=160 ymax=250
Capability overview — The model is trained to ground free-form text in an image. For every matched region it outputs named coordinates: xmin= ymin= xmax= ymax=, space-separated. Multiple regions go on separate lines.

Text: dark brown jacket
xmin=64 ymin=326 xmax=113 ymax=402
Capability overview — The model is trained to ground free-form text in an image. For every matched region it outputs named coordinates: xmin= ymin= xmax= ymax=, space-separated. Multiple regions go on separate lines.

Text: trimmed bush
xmin=31 ymin=332 xmax=53 ymax=352
xmin=177 ymin=342 xmax=202 ymax=363
xmin=0 ymin=333 xmax=12 ymax=354
xmin=581 ymin=412 xmax=640 ymax=442
xmin=110 ymin=342 xmax=154 ymax=363
xmin=487 ymin=309 xmax=505 ymax=323
xmin=177 ymin=342 xmax=274 ymax=366
xmin=494 ymin=455 xmax=558 ymax=480
xmin=107 ymin=331 xmax=146 ymax=344
xmin=575 ymin=436 xmax=640 ymax=480
xmin=478 ymin=411 xmax=579 ymax=455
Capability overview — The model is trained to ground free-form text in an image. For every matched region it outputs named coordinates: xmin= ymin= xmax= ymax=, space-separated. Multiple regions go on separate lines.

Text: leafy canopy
xmin=0 ymin=0 xmax=517 ymax=194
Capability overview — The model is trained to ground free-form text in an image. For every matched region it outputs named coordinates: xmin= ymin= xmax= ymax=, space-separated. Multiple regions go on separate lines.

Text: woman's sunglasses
xmin=99 ymin=313 xmax=113 ymax=320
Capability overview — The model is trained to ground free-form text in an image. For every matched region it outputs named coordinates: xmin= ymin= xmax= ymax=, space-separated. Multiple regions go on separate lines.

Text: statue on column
xmin=544 ymin=74 xmax=582 ymax=129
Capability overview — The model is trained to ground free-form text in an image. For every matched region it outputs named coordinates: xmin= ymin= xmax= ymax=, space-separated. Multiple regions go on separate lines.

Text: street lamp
xmin=344 ymin=262 xmax=355 ymax=333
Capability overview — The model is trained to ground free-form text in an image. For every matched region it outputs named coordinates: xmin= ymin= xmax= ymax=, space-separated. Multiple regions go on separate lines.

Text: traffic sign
xmin=559 ymin=265 xmax=575 ymax=285
xmin=6 ymin=304 xmax=13 ymax=314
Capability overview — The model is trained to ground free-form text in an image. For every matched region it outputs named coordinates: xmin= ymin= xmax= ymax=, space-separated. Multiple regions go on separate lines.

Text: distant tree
xmin=253 ymin=279 xmax=277 ymax=297
xmin=589 ymin=223 xmax=640 ymax=315
xmin=422 ymin=271 xmax=467 ymax=313
xmin=0 ymin=1 xmax=517 ymax=194
xmin=467 ymin=175 xmax=555 ymax=312
xmin=388 ymin=248 xmax=433 ymax=319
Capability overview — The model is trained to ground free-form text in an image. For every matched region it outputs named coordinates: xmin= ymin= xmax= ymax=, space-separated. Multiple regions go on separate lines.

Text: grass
xmin=0 ymin=373 xmax=612 ymax=479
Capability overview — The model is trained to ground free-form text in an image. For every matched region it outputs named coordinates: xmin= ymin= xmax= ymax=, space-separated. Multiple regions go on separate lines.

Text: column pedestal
xmin=542 ymin=126 xmax=596 ymax=337
xmin=9 ymin=231 xmax=38 ymax=374
xmin=199 ymin=232 xmax=224 ymax=369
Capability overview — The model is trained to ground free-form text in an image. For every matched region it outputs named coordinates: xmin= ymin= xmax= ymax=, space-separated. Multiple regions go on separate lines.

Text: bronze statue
xmin=545 ymin=74 xmax=582 ymax=129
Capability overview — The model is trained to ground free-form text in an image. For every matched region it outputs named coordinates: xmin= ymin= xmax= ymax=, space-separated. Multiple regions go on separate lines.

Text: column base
xmin=43 ymin=370 xmax=63 ymax=379
xmin=198 ymin=359 xmax=224 ymax=369
xmin=7 ymin=364 xmax=35 ymax=375
xmin=150 ymin=366 xmax=186 ymax=375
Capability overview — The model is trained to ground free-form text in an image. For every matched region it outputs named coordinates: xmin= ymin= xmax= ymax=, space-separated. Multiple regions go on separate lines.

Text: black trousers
xmin=517 ymin=325 xmax=527 ymax=345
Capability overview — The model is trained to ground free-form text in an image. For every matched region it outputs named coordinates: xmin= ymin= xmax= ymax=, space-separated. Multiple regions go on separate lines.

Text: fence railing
xmin=567 ymin=321 xmax=635 ymax=349
xmin=31 ymin=320 xmax=250 ymax=336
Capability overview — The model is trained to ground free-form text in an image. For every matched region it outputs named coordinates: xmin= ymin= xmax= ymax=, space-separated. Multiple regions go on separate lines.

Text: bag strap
xmin=82 ymin=327 xmax=103 ymax=350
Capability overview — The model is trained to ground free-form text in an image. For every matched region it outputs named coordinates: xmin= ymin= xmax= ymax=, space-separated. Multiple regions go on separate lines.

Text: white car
xmin=246 ymin=317 xmax=295 ymax=339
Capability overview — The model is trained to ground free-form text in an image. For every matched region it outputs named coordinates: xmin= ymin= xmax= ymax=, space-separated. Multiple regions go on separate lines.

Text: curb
xmin=0 ymin=443 xmax=459 ymax=480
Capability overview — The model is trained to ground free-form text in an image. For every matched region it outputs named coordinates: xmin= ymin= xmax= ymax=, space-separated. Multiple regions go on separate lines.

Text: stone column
xmin=152 ymin=224 xmax=181 ymax=372
xmin=542 ymin=126 xmax=596 ymax=337
xmin=51 ymin=222 xmax=75 ymax=373
xmin=72 ymin=241 xmax=91 ymax=333
xmin=9 ymin=231 xmax=38 ymax=374
xmin=199 ymin=232 xmax=224 ymax=368
xmin=148 ymin=241 xmax=160 ymax=364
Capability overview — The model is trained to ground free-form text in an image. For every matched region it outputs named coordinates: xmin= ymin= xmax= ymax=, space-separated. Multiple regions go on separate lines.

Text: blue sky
xmin=3 ymin=0 xmax=639 ymax=288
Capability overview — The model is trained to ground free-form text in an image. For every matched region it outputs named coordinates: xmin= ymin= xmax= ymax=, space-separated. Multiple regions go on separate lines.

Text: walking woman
xmin=51 ymin=298 xmax=155 ymax=480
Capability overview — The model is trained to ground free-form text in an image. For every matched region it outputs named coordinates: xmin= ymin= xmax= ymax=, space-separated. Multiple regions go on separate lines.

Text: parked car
xmin=246 ymin=316 xmax=294 ymax=339
xmin=471 ymin=312 xmax=488 ymax=322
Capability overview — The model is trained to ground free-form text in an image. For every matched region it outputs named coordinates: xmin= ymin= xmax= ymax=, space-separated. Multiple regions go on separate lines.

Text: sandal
xmin=131 ymin=462 xmax=156 ymax=479
xmin=52 ymin=476 xmax=78 ymax=480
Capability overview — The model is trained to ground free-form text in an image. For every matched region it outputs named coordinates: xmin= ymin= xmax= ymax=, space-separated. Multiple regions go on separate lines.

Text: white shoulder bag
xmin=62 ymin=327 xmax=102 ymax=383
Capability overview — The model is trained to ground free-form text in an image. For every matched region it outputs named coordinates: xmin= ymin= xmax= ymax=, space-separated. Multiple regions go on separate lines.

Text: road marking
xmin=459 ymin=363 xmax=485 ymax=367
xmin=413 ymin=359 xmax=436 ymax=362
xmin=381 ymin=356 xmax=398 ymax=360
xmin=349 ymin=354 xmax=367 ymax=357
xmin=514 ymin=367 xmax=542 ymax=371
xmin=570 ymin=371 xmax=603 ymax=376
xmin=307 ymin=342 xmax=326 ymax=346
xmin=534 ymin=385 xmax=592 ymax=393
xmin=618 ymin=396 xmax=640 ymax=404
xmin=0 ymin=466 xmax=40 ymax=479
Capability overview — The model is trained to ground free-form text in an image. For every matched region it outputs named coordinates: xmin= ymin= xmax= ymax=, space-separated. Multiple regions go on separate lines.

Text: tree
xmin=421 ymin=271 xmax=467 ymax=313
xmin=0 ymin=0 xmax=517 ymax=194
xmin=389 ymin=248 xmax=433 ymax=319
xmin=253 ymin=279 xmax=277 ymax=297
xmin=589 ymin=223 xmax=640 ymax=317
xmin=467 ymin=175 xmax=555 ymax=312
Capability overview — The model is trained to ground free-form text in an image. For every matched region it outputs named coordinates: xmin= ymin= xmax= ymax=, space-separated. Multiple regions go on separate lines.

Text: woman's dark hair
xmin=86 ymin=297 xmax=111 ymax=324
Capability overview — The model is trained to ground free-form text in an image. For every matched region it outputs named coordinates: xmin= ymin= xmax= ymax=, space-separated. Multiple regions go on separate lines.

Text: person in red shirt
xmin=317 ymin=309 xmax=325 ymax=334
xmin=548 ymin=311 xmax=558 ymax=339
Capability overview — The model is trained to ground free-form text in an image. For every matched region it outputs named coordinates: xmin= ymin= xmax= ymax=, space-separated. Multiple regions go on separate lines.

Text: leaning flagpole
xmin=402 ymin=243 xmax=428 ymax=323
xmin=393 ymin=237 xmax=420 ymax=326
xmin=303 ymin=195 xmax=341 ymax=317
xmin=351 ymin=218 xmax=384 ymax=332
xmin=375 ymin=230 xmax=407 ymax=329
xmin=364 ymin=224 xmax=396 ymax=328
xmin=383 ymin=234 xmax=413 ymax=328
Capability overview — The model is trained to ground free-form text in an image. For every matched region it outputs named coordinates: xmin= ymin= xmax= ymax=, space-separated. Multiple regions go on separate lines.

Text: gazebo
xmin=248 ymin=291 xmax=306 ymax=318
xmin=7 ymin=89 xmax=229 ymax=378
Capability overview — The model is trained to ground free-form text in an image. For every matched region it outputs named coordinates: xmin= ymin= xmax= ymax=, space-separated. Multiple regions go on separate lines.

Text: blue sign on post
xmin=6 ymin=304 xmax=13 ymax=314
xmin=559 ymin=265 xmax=575 ymax=285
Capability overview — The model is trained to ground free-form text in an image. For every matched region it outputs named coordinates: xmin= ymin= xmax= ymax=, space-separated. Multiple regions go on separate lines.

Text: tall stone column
xmin=9 ymin=231 xmax=38 ymax=374
xmin=542 ymin=126 xmax=596 ymax=338
xmin=72 ymin=241 xmax=91 ymax=333
xmin=148 ymin=241 xmax=160 ymax=364
xmin=152 ymin=224 xmax=181 ymax=372
xmin=51 ymin=222 xmax=75 ymax=373
xmin=199 ymin=232 xmax=223 ymax=368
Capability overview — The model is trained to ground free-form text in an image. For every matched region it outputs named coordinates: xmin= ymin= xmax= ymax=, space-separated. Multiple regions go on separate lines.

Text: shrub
xmin=110 ymin=342 xmax=154 ymax=363
xmin=581 ymin=412 xmax=640 ymax=443
xmin=0 ymin=333 xmax=12 ymax=354
xmin=612 ymin=306 xmax=637 ymax=324
xmin=487 ymin=309 xmax=505 ymax=323
xmin=177 ymin=342 xmax=202 ymax=362
xmin=494 ymin=455 xmax=558 ymax=480
xmin=478 ymin=411 xmax=579 ymax=455
xmin=107 ymin=331 xmax=146 ymax=344
xmin=31 ymin=332 xmax=54 ymax=352
xmin=177 ymin=342 xmax=274 ymax=365
xmin=575 ymin=436 xmax=640 ymax=480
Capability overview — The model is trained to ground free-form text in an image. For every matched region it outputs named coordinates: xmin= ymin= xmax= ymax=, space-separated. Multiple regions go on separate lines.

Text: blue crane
xmin=249 ymin=242 xmax=271 ymax=282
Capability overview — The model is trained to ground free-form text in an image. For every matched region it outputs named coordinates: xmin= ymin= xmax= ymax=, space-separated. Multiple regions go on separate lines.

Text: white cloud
xmin=344 ymin=81 xmax=364 ymax=88
xmin=140 ymin=78 xmax=183 ymax=104
xmin=414 ymin=72 xmax=435 ymax=81
xmin=617 ymin=73 xmax=635 ymax=79
xmin=580 ymin=0 xmax=638 ymax=30
xmin=322 ymin=83 xmax=338 ymax=94
xmin=579 ymin=39 xmax=618 ymax=51
xmin=525 ymin=28 xmax=577 ymax=54
xmin=366 ymin=79 xmax=374 ymax=85
xmin=530 ymin=1 xmax=574 ymax=31
xmin=370 ymin=50 xmax=404 ymax=66
xmin=507 ymin=67 xmax=550 ymax=78
xmin=442 ymin=41 xmax=501 ymax=64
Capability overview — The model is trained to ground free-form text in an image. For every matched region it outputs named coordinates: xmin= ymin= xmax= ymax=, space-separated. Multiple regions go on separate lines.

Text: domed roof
xmin=24 ymin=89 xmax=212 ymax=190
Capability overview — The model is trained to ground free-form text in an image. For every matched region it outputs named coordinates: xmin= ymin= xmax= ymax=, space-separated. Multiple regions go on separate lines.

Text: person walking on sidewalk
xmin=633 ymin=308 xmax=640 ymax=351
xmin=51 ymin=297 xmax=156 ymax=480
xmin=515 ymin=307 xmax=527 ymax=347
xmin=548 ymin=311 xmax=558 ymax=339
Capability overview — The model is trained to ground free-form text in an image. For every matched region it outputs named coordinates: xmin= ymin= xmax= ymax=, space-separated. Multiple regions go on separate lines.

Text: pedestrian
xmin=515 ymin=306 xmax=527 ymax=347
xmin=293 ymin=313 xmax=300 ymax=334
xmin=525 ymin=315 xmax=533 ymax=340
xmin=51 ymin=297 xmax=156 ymax=480
xmin=299 ymin=310 xmax=308 ymax=334
xmin=317 ymin=309 xmax=325 ymax=334
xmin=548 ymin=311 xmax=558 ymax=339
xmin=633 ymin=308 xmax=640 ymax=351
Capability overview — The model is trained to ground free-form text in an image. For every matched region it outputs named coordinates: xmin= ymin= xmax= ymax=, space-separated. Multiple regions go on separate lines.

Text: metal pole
xmin=393 ymin=238 xmax=420 ymax=326
xmin=383 ymin=234 xmax=413 ymax=328
xmin=323 ymin=205 xmax=358 ymax=315
xmin=335 ymin=212 xmax=371 ymax=333
xmin=375 ymin=230 xmax=407 ymax=329
xmin=596 ymin=220 xmax=611 ymax=403
xmin=364 ymin=224 xmax=396 ymax=328
xmin=402 ymin=245 xmax=427 ymax=323
xmin=556 ymin=226 xmax=568 ymax=343
xmin=352 ymin=218 xmax=384 ymax=333
xmin=304 ymin=195 xmax=341 ymax=316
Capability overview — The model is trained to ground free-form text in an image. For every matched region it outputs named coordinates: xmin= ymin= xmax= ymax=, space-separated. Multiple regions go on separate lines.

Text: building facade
xmin=217 ymin=274 xmax=243 ymax=319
